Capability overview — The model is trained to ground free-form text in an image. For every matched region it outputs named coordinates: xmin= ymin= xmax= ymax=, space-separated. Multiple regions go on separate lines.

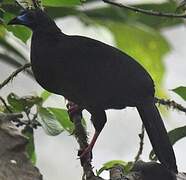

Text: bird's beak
xmin=8 ymin=14 xmax=27 ymax=25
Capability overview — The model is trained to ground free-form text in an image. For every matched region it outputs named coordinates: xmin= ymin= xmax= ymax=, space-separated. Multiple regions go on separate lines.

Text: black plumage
xmin=131 ymin=161 xmax=176 ymax=180
xmin=8 ymin=9 xmax=177 ymax=173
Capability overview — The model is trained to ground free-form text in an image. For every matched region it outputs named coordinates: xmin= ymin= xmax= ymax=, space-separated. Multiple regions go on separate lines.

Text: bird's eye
xmin=20 ymin=10 xmax=28 ymax=15
xmin=26 ymin=13 xmax=33 ymax=19
xmin=25 ymin=11 xmax=36 ymax=21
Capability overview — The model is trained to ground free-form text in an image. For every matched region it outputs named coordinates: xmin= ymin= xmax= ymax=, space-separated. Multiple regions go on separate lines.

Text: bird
xmin=8 ymin=9 xmax=177 ymax=173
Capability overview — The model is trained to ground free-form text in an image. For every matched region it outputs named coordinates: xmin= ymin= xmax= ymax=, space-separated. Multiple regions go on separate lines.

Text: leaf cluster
xmin=0 ymin=91 xmax=75 ymax=163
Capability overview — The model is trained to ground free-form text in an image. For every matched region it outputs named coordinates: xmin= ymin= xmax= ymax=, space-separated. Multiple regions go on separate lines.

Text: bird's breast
xmin=31 ymin=50 xmax=83 ymax=105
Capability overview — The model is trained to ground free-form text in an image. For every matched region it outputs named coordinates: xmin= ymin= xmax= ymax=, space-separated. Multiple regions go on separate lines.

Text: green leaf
xmin=168 ymin=126 xmax=186 ymax=145
xmin=97 ymin=21 xmax=169 ymax=97
xmin=6 ymin=25 xmax=31 ymax=43
xmin=40 ymin=90 xmax=52 ymax=102
xmin=7 ymin=93 xmax=25 ymax=112
xmin=22 ymin=127 xmax=36 ymax=164
xmin=7 ymin=93 xmax=42 ymax=112
xmin=48 ymin=107 xmax=74 ymax=133
xmin=43 ymin=0 xmax=81 ymax=7
xmin=38 ymin=107 xmax=63 ymax=136
xmin=22 ymin=95 xmax=43 ymax=107
xmin=172 ymin=86 xmax=186 ymax=101
xmin=97 ymin=160 xmax=127 ymax=176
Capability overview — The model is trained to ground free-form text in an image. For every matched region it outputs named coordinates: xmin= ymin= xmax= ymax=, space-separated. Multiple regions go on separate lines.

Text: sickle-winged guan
xmin=8 ymin=9 xmax=177 ymax=173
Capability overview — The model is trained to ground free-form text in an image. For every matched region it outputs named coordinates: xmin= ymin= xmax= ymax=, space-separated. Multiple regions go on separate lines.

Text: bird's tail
xmin=137 ymin=101 xmax=178 ymax=173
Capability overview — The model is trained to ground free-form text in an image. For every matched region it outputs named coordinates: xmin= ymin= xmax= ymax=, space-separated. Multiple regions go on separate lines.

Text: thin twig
xmin=135 ymin=124 xmax=145 ymax=162
xmin=103 ymin=0 xmax=186 ymax=18
xmin=156 ymin=98 xmax=186 ymax=113
xmin=0 ymin=63 xmax=31 ymax=90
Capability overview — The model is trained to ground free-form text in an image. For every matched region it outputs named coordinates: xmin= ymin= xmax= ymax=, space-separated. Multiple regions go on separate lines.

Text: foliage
xmin=0 ymin=92 xmax=75 ymax=162
xmin=0 ymin=0 xmax=186 ymax=176
xmin=168 ymin=125 xmax=186 ymax=145
xmin=172 ymin=86 xmax=186 ymax=101
xmin=96 ymin=160 xmax=133 ymax=176
xmin=37 ymin=106 xmax=64 ymax=136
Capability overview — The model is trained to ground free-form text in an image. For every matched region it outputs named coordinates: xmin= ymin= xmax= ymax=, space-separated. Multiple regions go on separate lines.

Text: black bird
xmin=8 ymin=9 xmax=177 ymax=173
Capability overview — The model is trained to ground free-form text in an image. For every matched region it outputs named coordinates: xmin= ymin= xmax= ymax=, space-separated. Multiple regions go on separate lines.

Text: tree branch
xmin=0 ymin=63 xmax=31 ymax=90
xmin=156 ymin=98 xmax=186 ymax=113
xmin=103 ymin=0 xmax=186 ymax=19
xmin=66 ymin=102 xmax=100 ymax=180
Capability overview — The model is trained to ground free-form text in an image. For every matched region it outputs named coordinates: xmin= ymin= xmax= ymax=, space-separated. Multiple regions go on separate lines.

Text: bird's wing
xmin=51 ymin=35 xmax=155 ymax=107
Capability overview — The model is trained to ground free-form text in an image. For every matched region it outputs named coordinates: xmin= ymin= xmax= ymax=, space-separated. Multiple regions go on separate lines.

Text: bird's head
xmin=8 ymin=9 xmax=60 ymax=32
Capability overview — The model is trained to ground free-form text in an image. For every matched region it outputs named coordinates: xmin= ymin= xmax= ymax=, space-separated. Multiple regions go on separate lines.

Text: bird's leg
xmin=79 ymin=110 xmax=107 ymax=160
xmin=79 ymin=131 xmax=100 ymax=159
